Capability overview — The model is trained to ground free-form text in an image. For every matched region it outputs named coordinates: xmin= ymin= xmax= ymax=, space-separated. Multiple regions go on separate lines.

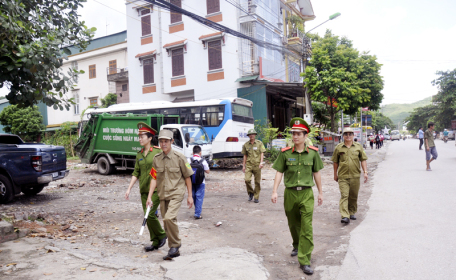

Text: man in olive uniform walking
xmin=271 ymin=118 xmax=324 ymax=276
xmin=146 ymin=129 xmax=194 ymax=260
xmin=242 ymin=129 xmax=266 ymax=203
xmin=332 ymin=127 xmax=368 ymax=224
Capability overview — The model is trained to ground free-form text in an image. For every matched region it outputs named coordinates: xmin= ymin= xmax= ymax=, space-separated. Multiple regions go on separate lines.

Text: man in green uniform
xmin=271 ymin=118 xmax=324 ymax=276
xmin=125 ymin=122 xmax=167 ymax=252
xmin=146 ymin=129 xmax=194 ymax=260
xmin=332 ymin=127 xmax=368 ymax=224
xmin=242 ymin=129 xmax=266 ymax=203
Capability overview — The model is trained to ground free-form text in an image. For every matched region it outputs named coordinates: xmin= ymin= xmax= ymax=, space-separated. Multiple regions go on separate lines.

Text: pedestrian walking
xmin=424 ymin=122 xmax=438 ymax=171
xmin=242 ymin=129 xmax=266 ymax=203
xmin=375 ymin=134 xmax=381 ymax=149
xmin=146 ymin=129 xmax=194 ymax=260
xmin=418 ymin=127 xmax=424 ymax=150
xmin=188 ymin=145 xmax=210 ymax=219
xmin=331 ymin=127 xmax=369 ymax=224
xmin=271 ymin=117 xmax=324 ymax=276
xmin=369 ymin=134 xmax=374 ymax=149
xmin=380 ymin=134 xmax=384 ymax=147
xmin=125 ymin=122 xmax=167 ymax=252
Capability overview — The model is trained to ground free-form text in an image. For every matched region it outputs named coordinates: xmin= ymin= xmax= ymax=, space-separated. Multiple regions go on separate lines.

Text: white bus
xmin=82 ymin=98 xmax=254 ymax=158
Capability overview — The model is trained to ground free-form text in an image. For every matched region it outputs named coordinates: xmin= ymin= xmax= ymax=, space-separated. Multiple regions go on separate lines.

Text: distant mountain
xmin=382 ymin=97 xmax=432 ymax=125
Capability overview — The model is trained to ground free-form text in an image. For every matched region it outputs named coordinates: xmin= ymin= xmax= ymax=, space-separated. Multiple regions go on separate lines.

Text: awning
xmin=235 ymin=75 xmax=258 ymax=83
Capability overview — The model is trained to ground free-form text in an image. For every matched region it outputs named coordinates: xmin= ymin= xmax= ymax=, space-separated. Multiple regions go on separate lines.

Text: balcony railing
xmin=106 ymin=67 xmax=128 ymax=82
xmin=288 ymin=29 xmax=304 ymax=40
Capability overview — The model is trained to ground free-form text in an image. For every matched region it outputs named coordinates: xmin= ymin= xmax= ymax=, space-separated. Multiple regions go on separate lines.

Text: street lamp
xmin=305 ymin=13 xmax=341 ymax=35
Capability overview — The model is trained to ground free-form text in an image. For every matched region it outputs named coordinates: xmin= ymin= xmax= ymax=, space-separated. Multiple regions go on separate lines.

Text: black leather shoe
xmin=163 ymin=247 xmax=180 ymax=260
xmin=300 ymin=265 xmax=314 ymax=275
xmin=144 ymin=245 xmax=155 ymax=252
xmin=248 ymin=193 xmax=253 ymax=201
xmin=350 ymin=215 xmax=357 ymax=220
xmin=291 ymin=248 xmax=298 ymax=257
xmin=254 ymin=198 xmax=259 ymax=203
xmin=341 ymin=217 xmax=350 ymax=224
xmin=157 ymin=237 xmax=167 ymax=249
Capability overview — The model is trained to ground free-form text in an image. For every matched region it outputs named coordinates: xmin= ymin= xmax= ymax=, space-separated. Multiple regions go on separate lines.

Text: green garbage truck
xmin=74 ymin=113 xmax=213 ymax=175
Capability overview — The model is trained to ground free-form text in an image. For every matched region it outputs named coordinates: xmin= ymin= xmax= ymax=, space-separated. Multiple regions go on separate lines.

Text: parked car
xmin=384 ymin=133 xmax=391 ymax=140
xmin=448 ymin=130 xmax=455 ymax=140
xmin=0 ymin=134 xmax=69 ymax=203
xmin=391 ymin=130 xmax=401 ymax=141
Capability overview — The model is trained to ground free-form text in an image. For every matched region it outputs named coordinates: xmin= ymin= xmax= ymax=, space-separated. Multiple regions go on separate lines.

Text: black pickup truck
xmin=0 ymin=134 xmax=69 ymax=203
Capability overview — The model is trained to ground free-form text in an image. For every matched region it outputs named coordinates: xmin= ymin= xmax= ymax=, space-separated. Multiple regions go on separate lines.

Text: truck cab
xmin=161 ymin=124 xmax=213 ymax=165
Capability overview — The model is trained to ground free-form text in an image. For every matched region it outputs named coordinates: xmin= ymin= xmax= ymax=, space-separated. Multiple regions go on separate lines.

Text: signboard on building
xmin=353 ymin=127 xmax=362 ymax=141
xmin=362 ymin=115 xmax=372 ymax=126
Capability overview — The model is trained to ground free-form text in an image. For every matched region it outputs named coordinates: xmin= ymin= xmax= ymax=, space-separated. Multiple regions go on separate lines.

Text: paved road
xmin=337 ymin=139 xmax=456 ymax=280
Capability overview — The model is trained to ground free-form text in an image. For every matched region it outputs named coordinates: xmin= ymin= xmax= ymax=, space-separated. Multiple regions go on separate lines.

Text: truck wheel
xmin=97 ymin=157 xmax=113 ymax=175
xmin=0 ymin=174 xmax=14 ymax=204
xmin=22 ymin=185 xmax=45 ymax=196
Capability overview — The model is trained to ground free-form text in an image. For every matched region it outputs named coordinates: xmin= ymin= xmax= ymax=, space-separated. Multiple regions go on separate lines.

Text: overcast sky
xmin=3 ymin=0 xmax=456 ymax=105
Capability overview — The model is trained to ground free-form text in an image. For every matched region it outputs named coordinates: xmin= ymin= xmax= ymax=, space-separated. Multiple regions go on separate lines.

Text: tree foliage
xmin=0 ymin=104 xmax=45 ymax=141
xmin=405 ymin=105 xmax=437 ymax=133
xmin=371 ymin=112 xmax=394 ymax=132
xmin=101 ymin=93 xmax=117 ymax=108
xmin=0 ymin=0 xmax=96 ymax=109
xmin=304 ymin=30 xmax=384 ymax=132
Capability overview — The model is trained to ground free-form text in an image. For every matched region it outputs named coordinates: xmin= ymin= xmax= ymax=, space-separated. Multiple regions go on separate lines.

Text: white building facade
xmin=47 ymin=31 xmax=128 ymax=127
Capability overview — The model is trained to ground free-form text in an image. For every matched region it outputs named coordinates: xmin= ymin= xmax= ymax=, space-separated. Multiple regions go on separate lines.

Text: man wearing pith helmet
xmin=271 ymin=117 xmax=324 ymax=276
xmin=242 ymin=128 xmax=266 ymax=203
xmin=332 ymin=127 xmax=368 ymax=224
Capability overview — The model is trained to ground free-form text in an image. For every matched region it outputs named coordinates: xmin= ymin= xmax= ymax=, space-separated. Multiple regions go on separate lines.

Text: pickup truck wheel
xmin=22 ymin=185 xmax=45 ymax=196
xmin=0 ymin=174 xmax=14 ymax=204
xmin=97 ymin=157 xmax=113 ymax=175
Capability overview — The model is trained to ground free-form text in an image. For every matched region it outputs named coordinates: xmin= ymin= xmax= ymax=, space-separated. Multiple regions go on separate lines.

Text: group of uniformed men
xmin=125 ymin=117 xmax=368 ymax=275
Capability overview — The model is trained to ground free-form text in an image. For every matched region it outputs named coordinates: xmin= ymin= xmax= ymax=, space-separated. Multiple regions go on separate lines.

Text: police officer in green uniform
xmin=332 ymin=127 xmax=368 ymax=224
xmin=242 ymin=129 xmax=266 ymax=203
xmin=271 ymin=118 xmax=324 ymax=276
xmin=125 ymin=122 xmax=167 ymax=252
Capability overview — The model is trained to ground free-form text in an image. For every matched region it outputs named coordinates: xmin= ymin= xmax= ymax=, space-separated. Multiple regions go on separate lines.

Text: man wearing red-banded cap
xmin=271 ymin=117 xmax=324 ymax=276
xmin=125 ymin=122 xmax=166 ymax=252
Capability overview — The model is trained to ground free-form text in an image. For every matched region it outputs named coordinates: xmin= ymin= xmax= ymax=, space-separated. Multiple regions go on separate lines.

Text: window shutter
xmin=208 ymin=40 xmax=222 ymax=70
xmin=141 ymin=15 xmax=151 ymax=36
xmin=207 ymin=0 xmax=220 ymax=14
xmin=109 ymin=60 xmax=117 ymax=75
xmin=143 ymin=58 xmax=154 ymax=84
xmin=172 ymin=48 xmax=184 ymax=76
xmin=170 ymin=0 xmax=182 ymax=23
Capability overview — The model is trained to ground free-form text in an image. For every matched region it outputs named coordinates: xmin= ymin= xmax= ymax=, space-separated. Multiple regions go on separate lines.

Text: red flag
xmin=362 ymin=107 xmax=369 ymax=111
xmin=149 ymin=167 xmax=157 ymax=180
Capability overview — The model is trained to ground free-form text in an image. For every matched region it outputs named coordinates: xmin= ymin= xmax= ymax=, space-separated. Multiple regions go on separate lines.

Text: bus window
xmin=201 ymin=105 xmax=224 ymax=127
xmin=232 ymin=103 xmax=254 ymax=124
xmin=160 ymin=108 xmax=179 ymax=115
xmin=181 ymin=107 xmax=201 ymax=125
xmin=146 ymin=109 xmax=160 ymax=114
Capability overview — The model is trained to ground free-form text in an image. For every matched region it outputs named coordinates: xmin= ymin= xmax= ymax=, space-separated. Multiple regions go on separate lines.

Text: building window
xmin=89 ymin=64 xmax=96 ymax=79
xmin=109 ymin=60 xmax=117 ymax=75
xmin=170 ymin=0 xmax=182 ymax=24
xmin=89 ymin=97 xmax=98 ymax=106
xmin=122 ymin=84 xmax=128 ymax=91
xmin=143 ymin=58 xmax=154 ymax=84
xmin=208 ymin=40 xmax=222 ymax=70
xmin=73 ymin=92 xmax=79 ymax=114
xmin=207 ymin=0 xmax=220 ymax=14
xmin=141 ymin=14 xmax=151 ymax=36
xmin=71 ymin=61 xmax=78 ymax=83
xmin=172 ymin=48 xmax=184 ymax=77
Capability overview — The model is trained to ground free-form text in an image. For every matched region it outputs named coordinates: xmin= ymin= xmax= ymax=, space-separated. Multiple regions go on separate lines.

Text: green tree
xmin=405 ymin=105 xmax=437 ymax=133
xmin=311 ymin=101 xmax=331 ymax=129
xmin=0 ymin=0 xmax=96 ymax=109
xmin=304 ymin=30 xmax=384 ymax=132
xmin=371 ymin=112 xmax=394 ymax=132
xmin=431 ymin=69 xmax=456 ymax=129
xmin=101 ymin=93 xmax=117 ymax=108
xmin=0 ymin=104 xmax=45 ymax=141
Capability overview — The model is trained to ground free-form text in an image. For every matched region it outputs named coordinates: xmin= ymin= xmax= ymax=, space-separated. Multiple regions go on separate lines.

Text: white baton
xmin=139 ymin=206 xmax=151 ymax=235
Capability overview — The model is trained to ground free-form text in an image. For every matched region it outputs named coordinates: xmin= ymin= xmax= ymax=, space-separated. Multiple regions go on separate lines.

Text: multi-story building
xmin=46 ymin=31 xmax=128 ymax=127
xmin=125 ymin=0 xmax=314 ymax=130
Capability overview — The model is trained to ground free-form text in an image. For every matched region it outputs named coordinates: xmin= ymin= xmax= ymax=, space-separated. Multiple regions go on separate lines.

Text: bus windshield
xmin=182 ymin=126 xmax=211 ymax=145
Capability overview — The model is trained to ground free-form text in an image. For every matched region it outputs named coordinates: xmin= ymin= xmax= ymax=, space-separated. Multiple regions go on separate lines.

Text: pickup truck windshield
xmin=182 ymin=126 xmax=210 ymax=145
xmin=0 ymin=135 xmax=24 ymax=144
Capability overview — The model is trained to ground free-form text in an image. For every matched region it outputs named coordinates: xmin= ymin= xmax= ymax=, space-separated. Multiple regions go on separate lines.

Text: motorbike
xmin=444 ymin=136 xmax=448 ymax=143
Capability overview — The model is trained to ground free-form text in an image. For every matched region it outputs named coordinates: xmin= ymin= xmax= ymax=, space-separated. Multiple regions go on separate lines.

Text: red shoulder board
xmin=308 ymin=146 xmax=319 ymax=151
xmin=281 ymin=147 xmax=292 ymax=152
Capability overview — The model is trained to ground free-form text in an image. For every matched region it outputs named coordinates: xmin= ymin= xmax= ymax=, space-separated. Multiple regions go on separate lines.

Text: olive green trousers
xmin=245 ymin=165 xmax=261 ymax=199
xmin=284 ymin=187 xmax=314 ymax=266
xmin=338 ymin=178 xmax=361 ymax=218
xmin=141 ymin=192 xmax=166 ymax=246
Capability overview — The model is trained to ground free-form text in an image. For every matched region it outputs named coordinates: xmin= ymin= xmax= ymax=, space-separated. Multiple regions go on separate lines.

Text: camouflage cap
xmin=247 ymin=129 xmax=257 ymax=136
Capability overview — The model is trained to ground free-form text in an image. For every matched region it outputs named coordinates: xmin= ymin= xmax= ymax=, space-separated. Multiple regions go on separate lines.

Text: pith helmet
xmin=343 ymin=127 xmax=355 ymax=134
xmin=290 ymin=117 xmax=310 ymax=133
xmin=158 ymin=129 xmax=173 ymax=140
xmin=247 ymin=129 xmax=257 ymax=136
xmin=137 ymin=122 xmax=157 ymax=135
